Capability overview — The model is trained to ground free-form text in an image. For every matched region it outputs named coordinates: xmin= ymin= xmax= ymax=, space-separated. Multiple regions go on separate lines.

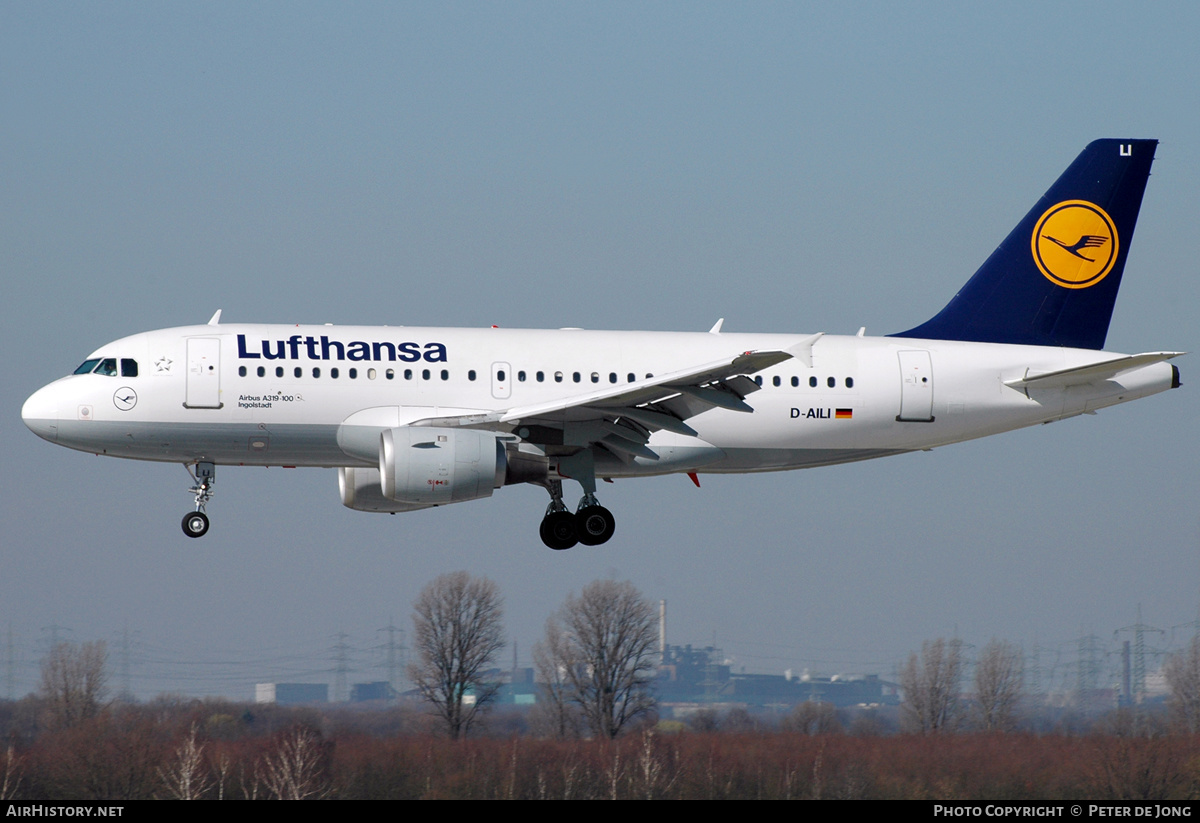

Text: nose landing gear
xmin=181 ymin=462 xmax=215 ymax=538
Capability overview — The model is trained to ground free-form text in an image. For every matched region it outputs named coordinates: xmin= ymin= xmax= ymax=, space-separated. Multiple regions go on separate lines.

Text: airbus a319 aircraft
xmin=22 ymin=140 xmax=1182 ymax=549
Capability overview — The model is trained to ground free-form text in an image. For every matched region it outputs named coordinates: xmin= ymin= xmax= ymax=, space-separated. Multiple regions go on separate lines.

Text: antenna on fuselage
xmin=207 ymin=309 xmax=222 ymax=326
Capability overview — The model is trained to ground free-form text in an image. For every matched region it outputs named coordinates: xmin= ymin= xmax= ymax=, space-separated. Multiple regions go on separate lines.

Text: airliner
xmin=21 ymin=139 xmax=1182 ymax=549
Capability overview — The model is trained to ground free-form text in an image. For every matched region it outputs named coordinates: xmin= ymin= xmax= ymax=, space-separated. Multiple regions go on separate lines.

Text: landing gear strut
xmin=181 ymin=462 xmax=215 ymax=538
xmin=538 ymin=461 xmax=617 ymax=550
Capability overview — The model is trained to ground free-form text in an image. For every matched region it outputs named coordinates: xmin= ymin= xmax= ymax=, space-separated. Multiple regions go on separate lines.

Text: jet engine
xmin=379 ymin=427 xmax=506 ymax=505
xmin=338 ymin=467 xmax=432 ymax=513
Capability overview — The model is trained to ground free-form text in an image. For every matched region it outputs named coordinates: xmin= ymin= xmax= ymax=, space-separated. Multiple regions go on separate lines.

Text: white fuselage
xmin=20 ymin=323 xmax=1178 ymax=481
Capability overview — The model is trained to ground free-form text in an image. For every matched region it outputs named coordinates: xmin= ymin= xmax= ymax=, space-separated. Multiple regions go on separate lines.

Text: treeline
xmin=10 ymin=574 xmax=1200 ymax=799
xmin=2 ymin=698 xmax=1199 ymax=799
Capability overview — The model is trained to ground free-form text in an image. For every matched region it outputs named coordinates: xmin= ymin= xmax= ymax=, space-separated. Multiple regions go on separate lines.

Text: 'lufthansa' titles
xmin=237 ymin=334 xmax=448 ymax=363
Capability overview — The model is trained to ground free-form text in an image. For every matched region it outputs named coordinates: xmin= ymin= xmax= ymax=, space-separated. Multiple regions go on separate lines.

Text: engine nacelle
xmin=380 ymin=427 xmax=506 ymax=505
xmin=339 ymin=467 xmax=432 ymax=513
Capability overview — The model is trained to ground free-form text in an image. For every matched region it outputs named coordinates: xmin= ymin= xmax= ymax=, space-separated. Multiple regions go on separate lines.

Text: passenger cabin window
xmin=827 ymin=376 xmax=835 ymax=388
xmin=846 ymin=377 xmax=854 ymax=388
xmin=468 ymin=370 xmax=477 ymax=381
xmin=518 ymin=370 xmax=526 ymax=382
xmin=772 ymin=376 xmax=781 ymax=387
xmin=276 ymin=367 xmax=284 ymax=377
xmin=791 ymin=376 xmax=799 ymax=387
xmin=536 ymin=371 xmax=545 ymax=382
xmin=257 ymin=366 xmax=265 ymax=377
xmin=238 ymin=366 xmax=247 ymax=377
xmin=809 ymin=376 xmax=818 ymax=388
xmin=294 ymin=367 xmax=302 ymax=378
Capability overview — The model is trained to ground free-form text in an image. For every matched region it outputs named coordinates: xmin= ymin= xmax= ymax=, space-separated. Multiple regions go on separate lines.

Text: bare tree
xmin=782 ymin=700 xmax=842 ymax=735
xmin=39 ymin=640 xmax=108 ymax=727
xmin=410 ymin=571 xmax=505 ymax=739
xmin=974 ymin=638 xmax=1024 ymax=731
xmin=157 ymin=725 xmax=211 ymax=800
xmin=549 ymin=579 xmax=658 ymax=739
xmin=1 ymin=744 xmax=20 ymax=801
xmin=1163 ymin=635 xmax=1200 ymax=732
xmin=530 ymin=618 xmax=584 ymax=738
xmin=258 ymin=726 xmax=330 ymax=800
xmin=899 ymin=637 xmax=964 ymax=733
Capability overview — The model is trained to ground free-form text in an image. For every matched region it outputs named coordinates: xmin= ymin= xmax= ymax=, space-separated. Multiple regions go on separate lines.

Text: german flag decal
xmin=835 ymin=408 xmax=853 ymax=419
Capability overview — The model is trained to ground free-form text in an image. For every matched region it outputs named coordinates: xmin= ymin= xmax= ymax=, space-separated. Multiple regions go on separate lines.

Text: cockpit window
xmin=121 ymin=359 xmax=138 ymax=377
xmin=73 ymin=359 xmax=101 ymax=375
xmin=95 ymin=358 xmax=119 ymax=376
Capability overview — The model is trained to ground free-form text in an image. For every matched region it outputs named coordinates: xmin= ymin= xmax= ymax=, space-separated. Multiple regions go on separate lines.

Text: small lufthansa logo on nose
xmin=113 ymin=387 xmax=138 ymax=411
xmin=1031 ymin=200 xmax=1119 ymax=289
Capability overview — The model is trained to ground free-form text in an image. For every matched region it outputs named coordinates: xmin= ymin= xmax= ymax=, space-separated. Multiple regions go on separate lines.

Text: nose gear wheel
xmin=182 ymin=511 xmax=209 ymax=538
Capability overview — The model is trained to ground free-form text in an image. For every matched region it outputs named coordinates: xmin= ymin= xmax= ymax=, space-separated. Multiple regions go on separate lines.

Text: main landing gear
xmin=539 ymin=479 xmax=616 ymax=550
xmin=181 ymin=462 xmax=215 ymax=538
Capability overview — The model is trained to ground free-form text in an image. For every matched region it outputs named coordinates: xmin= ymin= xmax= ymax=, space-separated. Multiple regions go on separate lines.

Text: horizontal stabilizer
xmin=1005 ymin=352 xmax=1185 ymax=389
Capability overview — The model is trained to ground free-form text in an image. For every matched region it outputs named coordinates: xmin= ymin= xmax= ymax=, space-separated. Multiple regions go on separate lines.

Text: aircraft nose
xmin=21 ymin=384 xmax=60 ymax=442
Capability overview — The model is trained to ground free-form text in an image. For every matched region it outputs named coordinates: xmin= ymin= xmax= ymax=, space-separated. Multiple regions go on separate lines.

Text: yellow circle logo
xmin=1031 ymin=200 xmax=1118 ymax=289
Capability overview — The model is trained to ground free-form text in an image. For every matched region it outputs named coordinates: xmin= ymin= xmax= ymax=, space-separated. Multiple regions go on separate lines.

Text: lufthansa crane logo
xmin=1031 ymin=200 xmax=1119 ymax=289
xmin=113 ymin=387 xmax=137 ymax=411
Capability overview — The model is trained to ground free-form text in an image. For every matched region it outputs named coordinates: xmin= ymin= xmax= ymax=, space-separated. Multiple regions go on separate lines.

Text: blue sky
xmin=3 ymin=2 xmax=1197 ymax=699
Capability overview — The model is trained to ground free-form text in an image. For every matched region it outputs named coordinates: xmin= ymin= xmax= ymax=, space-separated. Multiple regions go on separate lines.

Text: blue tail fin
xmin=892 ymin=139 xmax=1157 ymax=349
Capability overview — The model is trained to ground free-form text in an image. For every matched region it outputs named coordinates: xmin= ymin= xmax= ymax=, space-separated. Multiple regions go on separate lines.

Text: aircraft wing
xmin=501 ymin=348 xmax=792 ymax=424
xmin=1004 ymin=351 xmax=1185 ymax=390
xmin=408 ymin=345 xmax=800 ymax=459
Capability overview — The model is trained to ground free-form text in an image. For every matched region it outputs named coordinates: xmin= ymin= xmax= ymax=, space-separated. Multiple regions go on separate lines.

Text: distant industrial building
xmin=349 ymin=681 xmax=396 ymax=703
xmin=255 ymin=682 xmax=329 ymax=705
xmin=656 ymin=644 xmax=896 ymax=712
